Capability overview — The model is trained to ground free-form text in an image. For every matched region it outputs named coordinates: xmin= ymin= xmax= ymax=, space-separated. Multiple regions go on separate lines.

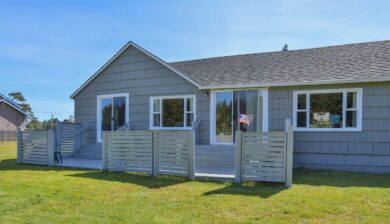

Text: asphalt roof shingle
xmin=169 ymin=40 xmax=390 ymax=88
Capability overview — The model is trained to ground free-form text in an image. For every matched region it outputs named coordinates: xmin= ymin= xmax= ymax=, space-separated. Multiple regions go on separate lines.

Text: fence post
xmin=17 ymin=129 xmax=22 ymax=164
xmin=188 ymin=131 xmax=195 ymax=180
xmin=285 ymin=119 xmax=293 ymax=187
xmin=152 ymin=131 xmax=159 ymax=176
xmin=101 ymin=132 xmax=109 ymax=170
xmin=47 ymin=130 xmax=55 ymax=166
xmin=235 ymin=131 xmax=242 ymax=183
xmin=55 ymin=121 xmax=62 ymax=152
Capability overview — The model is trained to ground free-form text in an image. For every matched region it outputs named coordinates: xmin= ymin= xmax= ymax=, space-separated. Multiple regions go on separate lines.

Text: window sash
xmin=150 ymin=95 xmax=196 ymax=129
xmin=293 ymin=89 xmax=362 ymax=131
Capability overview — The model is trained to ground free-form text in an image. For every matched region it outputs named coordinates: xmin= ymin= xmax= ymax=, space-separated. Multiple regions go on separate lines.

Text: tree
xmin=26 ymin=118 xmax=58 ymax=130
xmin=63 ymin=115 xmax=74 ymax=123
xmin=8 ymin=92 xmax=26 ymax=102
xmin=8 ymin=91 xmax=33 ymax=115
xmin=26 ymin=118 xmax=44 ymax=130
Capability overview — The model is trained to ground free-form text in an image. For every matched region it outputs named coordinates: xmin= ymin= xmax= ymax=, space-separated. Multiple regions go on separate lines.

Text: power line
xmin=35 ymin=111 xmax=73 ymax=114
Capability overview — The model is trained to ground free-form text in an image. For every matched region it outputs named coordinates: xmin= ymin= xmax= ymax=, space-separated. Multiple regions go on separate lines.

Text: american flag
xmin=239 ymin=113 xmax=254 ymax=125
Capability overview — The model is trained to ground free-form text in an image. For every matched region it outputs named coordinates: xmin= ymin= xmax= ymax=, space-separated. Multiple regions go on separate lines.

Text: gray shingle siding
xmin=269 ymin=82 xmax=390 ymax=173
xmin=74 ymin=46 xmax=210 ymax=144
xmin=73 ymin=41 xmax=390 ymax=173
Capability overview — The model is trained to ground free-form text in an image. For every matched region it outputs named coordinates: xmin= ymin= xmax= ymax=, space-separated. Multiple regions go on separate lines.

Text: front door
xmin=213 ymin=90 xmax=264 ymax=144
xmin=97 ymin=94 xmax=129 ymax=142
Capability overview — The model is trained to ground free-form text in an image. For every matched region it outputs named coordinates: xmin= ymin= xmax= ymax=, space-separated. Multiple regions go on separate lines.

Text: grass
xmin=1 ymin=142 xmax=390 ymax=223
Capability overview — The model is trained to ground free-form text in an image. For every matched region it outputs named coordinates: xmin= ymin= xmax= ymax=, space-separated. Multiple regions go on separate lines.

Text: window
xmin=150 ymin=95 xmax=196 ymax=129
xmin=293 ymin=89 xmax=362 ymax=131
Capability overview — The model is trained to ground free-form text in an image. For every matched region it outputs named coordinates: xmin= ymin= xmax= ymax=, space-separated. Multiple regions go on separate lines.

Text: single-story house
xmin=71 ymin=40 xmax=390 ymax=173
xmin=0 ymin=93 xmax=30 ymax=131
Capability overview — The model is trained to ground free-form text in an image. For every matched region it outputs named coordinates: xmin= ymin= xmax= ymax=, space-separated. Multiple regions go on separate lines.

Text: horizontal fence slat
xmin=20 ymin=130 xmax=49 ymax=166
xmin=104 ymin=130 xmax=193 ymax=178
xmin=157 ymin=131 xmax=190 ymax=176
xmin=241 ymin=131 xmax=287 ymax=183
xmin=106 ymin=132 xmax=153 ymax=172
xmin=158 ymin=170 xmax=188 ymax=176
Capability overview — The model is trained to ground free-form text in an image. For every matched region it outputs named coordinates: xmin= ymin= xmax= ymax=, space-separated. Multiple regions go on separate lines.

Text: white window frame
xmin=96 ymin=93 xmax=130 ymax=143
xmin=149 ymin=95 xmax=196 ymax=130
xmin=293 ymin=88 xmax=363 ymax=131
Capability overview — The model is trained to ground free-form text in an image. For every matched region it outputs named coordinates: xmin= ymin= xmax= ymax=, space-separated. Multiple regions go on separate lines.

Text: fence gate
xmin=154 ymin=131 xmax=195 ymax=178
xmin=235 ymin=119 xmax=293 ymax=187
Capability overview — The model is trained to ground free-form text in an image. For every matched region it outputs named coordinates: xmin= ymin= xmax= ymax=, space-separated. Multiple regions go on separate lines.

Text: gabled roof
xmin=169 ymin=40 xmax=390 ymax=89
xmin=0 ymin=94 xmax=32 ymax=117
xmin=71 ymin=40 xmax=390 ymax=96
xmin=70 ymin=41 xmax=200 ymax=98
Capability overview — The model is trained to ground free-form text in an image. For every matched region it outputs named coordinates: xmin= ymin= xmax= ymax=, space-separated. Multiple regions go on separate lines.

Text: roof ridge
xmin=0 ymin=93 xmax=32 ymax=117
xmin=169 ymin=39 xmax=390 ymax=64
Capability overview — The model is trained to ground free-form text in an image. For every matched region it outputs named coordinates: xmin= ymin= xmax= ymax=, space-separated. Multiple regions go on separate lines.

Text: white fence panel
xmin=56 ymin=122 xmax=82 ymax=158
xmin=20 ymin=130 xmax=48 ymax=165
xmin=102 ymin=130 xmax=195 ymax=179
xmin=241 ymin=131 xmax=286 ymax=182
xmin=235 ymin=119 xmax=294 ymax=187
xmin=104 ymin=131 xmax=153 ymax=174
xmin=156 ymin=131 xmax=194 ymax=177
xmin=18 ymin=130 xmax=55 ymax=165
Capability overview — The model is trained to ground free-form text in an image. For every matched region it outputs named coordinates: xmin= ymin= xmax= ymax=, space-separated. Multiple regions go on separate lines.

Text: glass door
xmin=101 ymin=98 xmax=113 ymax=136
xmin=113 ymin=97 xmax=126 ymax=130
xmin=215 ymin=91 xmax=233 ymax=143
xmin=237 ymin=90 xmax=261 ymax=132
xmin=213 ymin=90 xmax=263 ymax=144
xmin=97 ymin=94 xmax=128 ymax=142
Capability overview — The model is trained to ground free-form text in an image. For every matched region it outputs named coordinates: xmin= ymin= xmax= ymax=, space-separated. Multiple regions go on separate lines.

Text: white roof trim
xmin=199 ymin=77 xmax=390 ymax=90
xmin=0 ymin=97 xmax=31 ymax=117
xmin=70 ymin=41 xmax=200 ymax=98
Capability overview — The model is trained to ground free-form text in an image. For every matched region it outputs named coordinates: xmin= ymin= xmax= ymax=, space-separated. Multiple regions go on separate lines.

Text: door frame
xmin=96 ymin=93 xmax=129 ymax=143
xmin=209 ymin=88 xmax=268 ymax=145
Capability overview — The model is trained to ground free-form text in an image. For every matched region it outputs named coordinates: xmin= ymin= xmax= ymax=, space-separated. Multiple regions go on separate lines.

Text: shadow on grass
xmin=3 ymin=157 xmax=390 ymax=190
xmin=203 ymin=183 xmax=286 ymax=198
xmin=68 ymin=171 xmax=188 ymax=189
xmin=292 ymin=168 xmax=390 ymax=188
xmin=0 ymin=159 xmax=94 ymax=172
xmin=203 ymin=168 xmax=390 ymax=197
xmin=1 ymin=158 xmax=187 ymax=189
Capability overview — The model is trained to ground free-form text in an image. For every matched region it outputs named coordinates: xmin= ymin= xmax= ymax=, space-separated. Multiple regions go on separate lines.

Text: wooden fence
xmin=0 ymin=131 xmax=17 ymax=141
xmin=17 ymin=130 xmax=55 ymax=166
xmin=102 ymin=130 xmax=195 ymax=179
xmin=235 ymin=119 xmax=293 ymax=187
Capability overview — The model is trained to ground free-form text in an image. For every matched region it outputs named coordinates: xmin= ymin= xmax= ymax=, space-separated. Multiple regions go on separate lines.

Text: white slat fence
xmin=55 ymin=122 xmax=83 ymax=158
xmin=235 ymin=119 xmax=294 ymax=187
xmin=17 ymin=129 xmax=55 ymax=166
xmin=103 ymin=131 xmax=153 ymax=174
xmin=155 ymin=131 xmax=195 ymax=178
xmin=102 ymin=130 xmax=195 ymax=180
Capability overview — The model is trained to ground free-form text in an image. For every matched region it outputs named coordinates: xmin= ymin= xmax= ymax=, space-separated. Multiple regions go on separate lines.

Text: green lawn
xmin=1 ymin=142 xmax=390 ymax=223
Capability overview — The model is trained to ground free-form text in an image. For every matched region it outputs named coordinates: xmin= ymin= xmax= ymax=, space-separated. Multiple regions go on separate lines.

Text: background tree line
xmin=7 ymin=91 xmax=73 ymax=130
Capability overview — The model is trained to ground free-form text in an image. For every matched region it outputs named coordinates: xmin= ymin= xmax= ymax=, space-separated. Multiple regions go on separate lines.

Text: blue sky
xmin=1 ymin=0 xmax=389 ymax=120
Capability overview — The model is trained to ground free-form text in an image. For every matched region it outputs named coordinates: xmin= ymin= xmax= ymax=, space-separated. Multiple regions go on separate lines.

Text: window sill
xmin=293 ymin=127 xmax=362 ymax=132
xmin=149 ymin=127 xmax=192 ymax=131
